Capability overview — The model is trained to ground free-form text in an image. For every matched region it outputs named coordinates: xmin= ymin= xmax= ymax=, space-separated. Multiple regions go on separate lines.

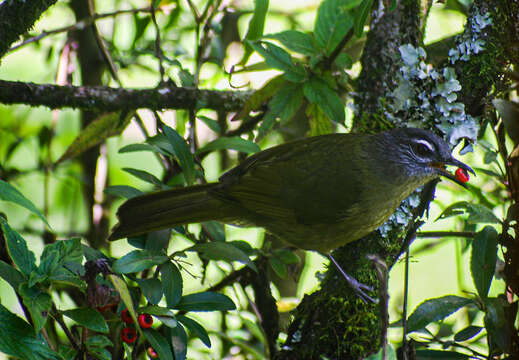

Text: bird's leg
xmin=327 ymin=253 xmax=376 ymax=303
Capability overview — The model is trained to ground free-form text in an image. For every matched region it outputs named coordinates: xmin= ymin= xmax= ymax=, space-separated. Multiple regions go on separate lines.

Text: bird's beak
xmin=430 ymin=157 xmax=475 ymax=188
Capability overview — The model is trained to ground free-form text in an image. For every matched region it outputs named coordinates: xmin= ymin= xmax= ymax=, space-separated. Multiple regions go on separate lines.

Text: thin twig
xmin=150 ymin=4 xmax=166 ymax=82
xmin=8 ymin=7 xmax=155 ymax=53
xmin=416 ymin=231 xmax=476 ymax=238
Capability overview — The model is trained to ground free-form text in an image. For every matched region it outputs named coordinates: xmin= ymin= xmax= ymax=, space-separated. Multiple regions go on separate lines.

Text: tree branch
xmin=0 ymin=80 xmax=252 ymax=112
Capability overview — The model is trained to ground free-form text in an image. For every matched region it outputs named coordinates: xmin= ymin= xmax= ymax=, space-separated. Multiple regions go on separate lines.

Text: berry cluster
xmin=119 ymin=308 xmax=156 ymax=357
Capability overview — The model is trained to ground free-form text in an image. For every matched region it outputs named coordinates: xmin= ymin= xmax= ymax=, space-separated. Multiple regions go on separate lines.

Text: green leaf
xmin=143 ymin=328 xmax=174 ymax=360
xmin=108 ymin=274 xmax=137 ymax=325
xmin=145 ymin=229 xmax=171 ymax=253
xmin=240 ymin=0 xmax=269 ymax=65
xmin=273 ymin=249 xmax=300 ymax=264
xmin=248 ymin=41 xmax=306 ymax=82
xmin=118 ymin=143 xmax=158 ymax=154
xmin=201 ymin=221 xmax=226 ymax=242
xmin=177 ymin=315 xmax=211 ymax=347
xmin=470 ymin=226 xmax=498 ymax=299
xmin=484 ymin=297 xmax=511 ymax=352
xmin=136 ymin=278 xmax=163 ymax=305
xmin=0 ymin=218 xmax=36 ymax=276
xmin=303 ymin=77 xmax=345 ymax=123
xmin=353 ymin=0 xmax=374 ymax=37
xmin=62 ymin=308 xmax=108 ymax=333
xmin=112 ymin=250 xmax=168 ymax=274
xmin=175 ymin=291 xmax=236 ymax=312
xmin=122 ymin=168 xmax=162 ymax=187
xmin=407 ymin=295 xmax=473 ymax=332
xmin=414 ymin=350 xmax=470 ymax=359
xmin=169 ymin=323 xmax=188 ymax=360
xmin=104 ymin=185 xmax=143 ymax=199
xmin=196 ymin=137 xmax=260 ymax=155
xmin=32 ymin=238 xmax=83 ymax=286
xmin=231 ymin=75 xmax=285 ymax=122
xmin=493 ymin=99 xmax=519 ymax=143
xmin=268 ymin=256 xmax=287 ymax=278
xmin=0 ymin=180 xmax=50 ymax=228
xmin=453 ymin=325 xmax=483 ymax=342
xmin=19 ymin=283 xmax=52 ymax=332
xmin=314 ymin=0 xmax=357 ymax=55
xmin=264 ymin=30 xmax=320 ymax=56
xmin=139 ymin=305 xmax=176 ymax=317
xmin=0 ymin=303 xmax=61 ymax=360
xmin=0 ymin=260 xmax=26 ymax=290
xmin=85 ymin=335 xmax=113 ymax=348
xmin=365 ymin=344 xmax=397 ymax=360
xmin=56 ymin=111 xmax=132 ymax=164
xmin=188 ymin=242 xmax=257 ymax=272
xmin=259 ymin=81 xmax=304 ymax=137
xmin=161 ymin=261 xmax=183 ymax=308
xmin=197 ymin=116 xmax=221 ymax=133
xmin=436 ymin=201 xmax=501 ymax=224
xmin=162 ymin=125 xmax=196 ymax=185
xmin=306 ymin=102 xmax=333 ymax=136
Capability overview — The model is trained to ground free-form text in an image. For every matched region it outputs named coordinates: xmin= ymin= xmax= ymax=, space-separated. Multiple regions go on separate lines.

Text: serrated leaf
xmin=314 ymin=0 xmax=357 ymax=55
xmin=353 ymin=0 xmax=374 ymax=37
xmin=162 ymin=125 xmax=196 ymax=185
xmin=264 ymin=30 xmax=320 ymax=56
xmin=453 ymin=325 xmax=483 ymax=342
xmin=196 ymin=137 xmax=260 ymax=155
xmin=135 ymin=278 xmax=163 ymax=305
xmin=169 ymin=323 xmax=187 ymax=360
xmin=56 ymin=111 xmax=132 ymax=164
xmin=303 ymin=77 xmax=345 ymax=123
xmin=143 ymin=328 xmax=174 ymax=360
xmin=161 ymin=261 xmax=183 ymax=308
xmin=407 ymin=295 xmax=473 ymax=332
xmin=19 ymin=283 xmax=52 ymax=332
xmin=189 ymin=242 xmax=257 ymax=271
xmin=436 ymin=201 xmax=500 ymax=224
xmin=112 ymin=250 xmax=168 ymax=274
xmin=239 ymin=0 xmax=269 ymax=65
xmin=0 ymin=180 xmax=50 ymax=228
xmin=0 ymin=218 xmax=36 ymax=276
xmin=470 ymin=226 xmax=498 ymax=299
xmin=248 ymin=41 xmax=306 ymax=82
xmin=104 ymin=185 xmax=143 ymax=199
xmin=0 ymin=303 xmax=61 ymax=360
xmin=62 ymin=308 xmax=108 ymax=333
xmin=0 ymin=260 xmax=25 ymax=290
xmin=175 ymin=291 xmax=236 ymax=312
xmin=177 ymin=315 xmax=211 ymax=347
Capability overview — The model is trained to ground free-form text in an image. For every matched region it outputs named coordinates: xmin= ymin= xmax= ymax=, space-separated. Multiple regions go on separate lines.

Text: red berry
xmin=138 ymin=314 xmax=153 ymax=329
xmin=121 ymin=327 xmax=137 ymax=344
xmin=121 ymin=309 xmax=133 ymax=324
xmin=147 ymin=347 xmax=158 ymax=358
xmin=455 ymin=168 xmax=470 ymax=183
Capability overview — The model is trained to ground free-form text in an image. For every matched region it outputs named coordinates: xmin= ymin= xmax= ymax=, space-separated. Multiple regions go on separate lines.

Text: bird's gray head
xmin=381 ymin=127 xmax=474 ymax=187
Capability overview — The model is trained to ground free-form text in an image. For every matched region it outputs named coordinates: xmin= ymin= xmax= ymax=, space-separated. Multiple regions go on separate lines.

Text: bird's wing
xmin=215 ymin=134 xmax=364 ymax=225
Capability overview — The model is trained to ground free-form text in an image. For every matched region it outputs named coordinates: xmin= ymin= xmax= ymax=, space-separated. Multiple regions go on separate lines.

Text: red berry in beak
xmin=455 ymin=168 xmax=470 ymax=183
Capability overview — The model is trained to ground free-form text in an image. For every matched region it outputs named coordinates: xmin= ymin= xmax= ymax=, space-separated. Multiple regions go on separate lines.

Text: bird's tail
xmin=109 ymin=183 xmax=231 ymax=240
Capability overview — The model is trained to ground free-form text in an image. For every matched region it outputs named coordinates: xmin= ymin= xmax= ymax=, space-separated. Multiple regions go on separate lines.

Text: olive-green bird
xmin=109 ymin=128 xmax=473 ymax=300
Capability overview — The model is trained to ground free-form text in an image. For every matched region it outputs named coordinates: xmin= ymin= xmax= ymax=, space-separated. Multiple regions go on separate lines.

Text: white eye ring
xmin=411 ymin=139 xmax=434 ymax=158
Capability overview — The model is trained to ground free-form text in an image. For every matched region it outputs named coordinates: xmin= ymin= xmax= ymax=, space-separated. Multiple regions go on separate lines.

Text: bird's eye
xmin=411 ymin=141 xmax=434 ymax=158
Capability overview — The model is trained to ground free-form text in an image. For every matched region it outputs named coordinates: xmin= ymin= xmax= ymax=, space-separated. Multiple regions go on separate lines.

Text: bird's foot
xmin=327 ymin=253 xmax=377 ymax=303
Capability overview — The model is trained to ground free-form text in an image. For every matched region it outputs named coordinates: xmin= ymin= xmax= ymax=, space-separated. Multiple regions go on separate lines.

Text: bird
xmin=109 ymin=127 xmax=474 ymax=301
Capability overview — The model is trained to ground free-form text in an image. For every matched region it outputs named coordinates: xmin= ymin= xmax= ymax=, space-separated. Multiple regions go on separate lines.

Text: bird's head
xmin=384 ymin=127 xmax=475 ymax=187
